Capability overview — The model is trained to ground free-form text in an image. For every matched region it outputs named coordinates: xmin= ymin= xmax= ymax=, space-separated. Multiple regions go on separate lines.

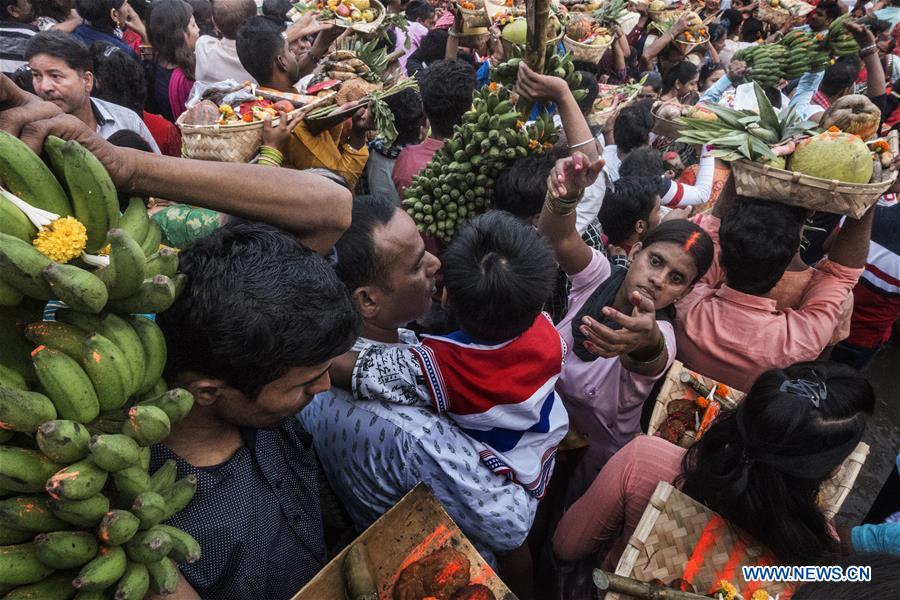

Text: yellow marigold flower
xmin=751 ymin=590 xmax=770 ymax=600
xmin=715 ymin=580 xmax=737 ymax=600
xmin=528 ymin=139 xmax=539 ymax=150
xmin=97 ymin=244 xmax=111 ymax=256
xmin=489 ymin=82 xmax=499 ymax=92
xmin=32 ymin=216 xmax=87 ymax=263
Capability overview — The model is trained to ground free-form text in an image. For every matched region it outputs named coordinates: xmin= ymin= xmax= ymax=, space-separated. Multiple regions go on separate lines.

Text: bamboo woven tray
xmin=562 ymin=35 xmax=611 ymax=63
xmin=651 ymin=110 xmax=685 ymax=141
xmin=291 ymin=484 xmax=517 ymax=599
xmin=608 ymin=481 xmax=792 ymax=600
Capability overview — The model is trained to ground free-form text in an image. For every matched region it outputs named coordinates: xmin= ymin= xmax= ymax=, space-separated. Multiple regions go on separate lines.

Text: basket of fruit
xmin=456 ymin=0 xmax=491 ymax=29
xmin=647 ymin=0 xmax=683 ymax=23
xmin=291 ymin=0 xmax=384 ymax=33
xmin=651 ymin=100 xmax=716 ymax=140
xmin=758 ymin=0 xmax=812 ymax=28
xmin=562 ymin=16 xmax=613 ymax=63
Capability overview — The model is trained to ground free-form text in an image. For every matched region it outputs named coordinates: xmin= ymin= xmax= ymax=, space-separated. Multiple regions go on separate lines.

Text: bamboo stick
xmin=525 ymin=0 xmax=549 ymax=74
xmin=592 ymin=570 xmax=712 ymax=600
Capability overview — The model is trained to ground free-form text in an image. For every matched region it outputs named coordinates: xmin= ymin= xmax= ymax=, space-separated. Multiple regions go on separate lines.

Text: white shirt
xmin=194 ymin=36 xmax=255 ymax=86
xmin=92 ymin=98 xmax=161 ymax=154
xmin=298 ymin=332 xmax=538 ymax=563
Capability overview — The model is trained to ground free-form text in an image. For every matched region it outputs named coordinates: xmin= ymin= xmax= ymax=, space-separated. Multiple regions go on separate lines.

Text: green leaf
xmin=747 ymin=136 xmax=778 ymax=160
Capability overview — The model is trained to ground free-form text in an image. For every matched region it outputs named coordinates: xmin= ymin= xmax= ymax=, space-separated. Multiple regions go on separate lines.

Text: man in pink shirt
xmin=394 ymin=0 xmax=435 ymax=72
xmin=676 ymin=196 xmax=874 ymax=392
xmin=392 ymin=58 xmax=475 ymax=196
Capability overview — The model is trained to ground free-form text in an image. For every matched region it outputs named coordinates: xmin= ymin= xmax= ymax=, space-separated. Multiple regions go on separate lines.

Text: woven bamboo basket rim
xmin=650 ymin=109 xmax=685 ymax=140
xmin=332 ymin=0 xmax=386 ymax=33
xmin=649 ymin=8 xmax=683 ymax=22
xmin=757 ymin=2 xmax=792 ymax=27
xmin=176 ymin=105 xmax=308 ymax=133
xmin=458 ymin=3 xmax=491 ymax=28
xmin=674 ymin=34 xmax=709 ymax=53
xmin=562 ymin=34 xmax=612 ymax=63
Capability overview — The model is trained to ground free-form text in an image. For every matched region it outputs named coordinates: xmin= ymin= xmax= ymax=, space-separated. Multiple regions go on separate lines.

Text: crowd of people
xmin=1 ymin=0 xmax=899 ymax=598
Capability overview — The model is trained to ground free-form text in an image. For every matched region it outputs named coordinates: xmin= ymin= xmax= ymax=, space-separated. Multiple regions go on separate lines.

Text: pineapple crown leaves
xmin=593 ymin=0 xmax=628 ymax=29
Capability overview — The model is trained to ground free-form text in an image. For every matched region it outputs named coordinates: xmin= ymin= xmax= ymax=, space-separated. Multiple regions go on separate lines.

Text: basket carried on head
xmin=176 ymin=116 xmax=266 ymax=163
xmin=673 ymin=34 xmax=709 ymax=55
xmin=651 ymin=109 xmax=685 ymax=141
xmin=757 ymin=2 xmax=792 ymax=27
xmin=562 ymin=35 xmax=611 ymax=63
xmin=731 ymin=159 xmax=896 ymax=219
xmin=458 ymin=1 xmax=491 ymax=28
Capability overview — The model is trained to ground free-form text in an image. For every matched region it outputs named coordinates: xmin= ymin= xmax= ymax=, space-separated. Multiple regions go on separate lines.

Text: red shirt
xmin=143 ymin=111 xmax=181 ymax=157
xmin=391 ymin=137 xmax=444 ymax=197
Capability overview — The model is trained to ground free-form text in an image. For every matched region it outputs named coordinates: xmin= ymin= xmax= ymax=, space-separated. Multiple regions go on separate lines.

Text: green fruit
xmin=23 ymin=321 xmax=87 ymax=360
xmin=113 ymin=560 xmax=150 ymax=600
xmin=0 ymin=193 xmax=37 ymax=243
xmin=34 ymin=530 xmax=99 ymax=569
xmin=106 ymin=275 xmax=176 ymax=317
xmin=43 ymin=263 xmax=108 ymax=314
xmin=0 ymin=386 xmax=57 ymax=433
xmin=73 ymin=545 xmax=127 ymax=592
xmin=98 ymin=510 xmax=140 ymax=546
xmin=0 ymin=495 xmax=69 ymax=532
xmin=146 ymin=557 xmax=178 ymax=595
xmin=501 ymin=18 xmax=527 ymax=44
xmin=139 ymin=221 xmax=162 ymax=257
xmin=0 ymin=543 xmax=56 ymax=586
xmin=96 ymin=314 xmax=144 ymax=396
xmin=80 ymin=334 xmax=130 ymax=412
xmin=2 ymin=572 xmax=76 ymax=599
xmin=121 ymin=406 xmax=170 ymax=447
xmin=111 ymin=467 xmax=150 ymax=507
xmin=46 ymin=460 xmax=108 ymax=501
xmin=0 ymin=527 xmax=33 ymax=545
xmin=0 ymin=446 xmax=62 ymax=493
xmin=49 ymin=494 xmax=110 ymax=528
xmin=32 ymin=346 xmax=100 ymax=423
xmin=130 ymin=492 xmax=166 ymax=530
xmin=148 ymin=460 xmax=177 ymax=495
xmin=124 ymin=527 xmax=172 ymax=564
xmin=89 ymin=435 xmax=141 ymax=472
xmin=127 ymin=316 xmax=167 ymax=396
xmin=53 ymin=309 xmax=102 ymax=334
xmin=0 ymin=233 xmax=54 ymax=300
xmin=787 ymin=130 xmax=874 ymax=184
xmin=143 ymin=247 xmax=178 ymax=280
xmin=118 ymin=197 xmax=150 ymax=246
xmin=0 ymin=278 xmax=23 ymax=306
xmin=95 ymin=229 xmax=147 ymax=302
xmin=0 ymin=131 xmax=71 ymax=216
xmin=160 ymin=475 xmax=197 ymax=521
xmin=37 ymin=420 xmax=91 ymax=464
xmin=155 ymin=525 xmax=200 ymax=564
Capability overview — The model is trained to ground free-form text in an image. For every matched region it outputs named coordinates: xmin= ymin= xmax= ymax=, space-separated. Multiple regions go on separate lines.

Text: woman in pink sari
xmin=146 ymin=0 xmax=199 ymax=123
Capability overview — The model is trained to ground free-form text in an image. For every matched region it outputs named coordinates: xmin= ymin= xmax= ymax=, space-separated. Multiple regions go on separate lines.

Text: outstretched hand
xmin=579 ymin=290 xmax=661 ymax=359
xmin=548 ymin=151 xmax=604 ymax=199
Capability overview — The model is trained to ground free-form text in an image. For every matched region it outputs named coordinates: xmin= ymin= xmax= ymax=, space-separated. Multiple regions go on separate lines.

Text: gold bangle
xmin=544 ymin=190 xmax=583 ymax=215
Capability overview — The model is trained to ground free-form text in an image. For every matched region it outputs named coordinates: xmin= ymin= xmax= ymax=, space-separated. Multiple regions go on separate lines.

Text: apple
xmin=335 ymin=4 xmax=350 ymax=17
xmin=273 ymin=100 xmax=295 ymax=112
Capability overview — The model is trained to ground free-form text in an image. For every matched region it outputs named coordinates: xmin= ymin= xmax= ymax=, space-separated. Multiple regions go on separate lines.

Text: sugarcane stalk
xmin=525 ymin=0 xmax=550 ymax=74
xmin=592 ymin=570 xmax=712 ymax=599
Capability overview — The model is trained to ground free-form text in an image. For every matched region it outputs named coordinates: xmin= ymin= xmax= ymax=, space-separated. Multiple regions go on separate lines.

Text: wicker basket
xmin=335 ymin=0 xmax=387 ymax=33
xmin=757 ymin=2 xmax=792 ymax=27
xmin=177 ymin=115 xmax=265 ymax=163
xmin=459 ymin=2 xmax=491 ymax=29
xmin=562 ymin=35 xmax=611 ymax=63
xmin=730 ymin=159 xmax=896 ymax=219
xmin=457 ymin=28 xmax=492 ymax=50
xmin=673 ymin=34 xmax=709 ymax=56
xmin=607 ymin=481 xmax=792 ymax=600
xmin=651 ymin=110 xmax=685 ymax=141
xmin=819 ymin=442 xmax=870 ymax=521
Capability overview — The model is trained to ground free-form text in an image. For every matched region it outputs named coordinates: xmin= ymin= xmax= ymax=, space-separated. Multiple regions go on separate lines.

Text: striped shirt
xmin=0 ymin=20 xmax=37 ymax=75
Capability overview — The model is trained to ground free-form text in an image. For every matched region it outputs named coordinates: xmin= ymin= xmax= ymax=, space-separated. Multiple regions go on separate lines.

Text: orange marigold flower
xmin=827 ymin=126 xmax=841 ymax=133
xmin=695 ymin=395 xmax=710 ymax=409
xmin=528 ymin=139 xmax=539 ymax=150
xmin=715 ymin=384 xmax=730 ymax=398
xmin=874 ymin=140 xmax=890 ymax=153
xmin=489 ymin=82 xmax=499 ymax=92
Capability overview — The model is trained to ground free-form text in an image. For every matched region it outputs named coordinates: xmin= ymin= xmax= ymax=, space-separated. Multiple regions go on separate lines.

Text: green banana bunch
xmin=491 ymin=49 xmax=588 ymax=107
xmin=827 ymin=14 xmax=860 ymax=58
xmin=780 ymin=30 xmax=815 ymax=80
xmin=402 ymin=85 xmax=560 ymax=242
xmin=0 ymin=129 xmax=202 ymax=598
xmin=732 ymin=44 xmax=785 ymax=89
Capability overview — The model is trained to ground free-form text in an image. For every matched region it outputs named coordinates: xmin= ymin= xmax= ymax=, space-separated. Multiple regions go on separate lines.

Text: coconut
xmin=501 ymin=19 xmax=527 ymax=45
xmin=787 ymin=131 xmax=874 ymax=184
xmin=820 ymin=95 xmax=881 ymax=141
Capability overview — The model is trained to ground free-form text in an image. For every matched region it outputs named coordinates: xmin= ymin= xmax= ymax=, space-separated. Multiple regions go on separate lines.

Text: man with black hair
xmin=154 ymin=221 xmax=360 ymax=599
xmin=676 ymin=196 xmax=875 ymax=391
xmin=26 ymin=31 xmax=160 ymax=151
xmin=363 ymin=87 xmax=423 ymax=204
xmin=236 ymin=15 xmax=373 ymax=187
xmin=194 ymin=0 xmax=256 ymax=84
xmin=0 ymin=0 xmax=36 ymax=75
xmin=302 ymin=197 xmax=546 ymax=561
xmin=395 ymin=0 xmax=434 ymax=71
xmin=392 ymin=58 xmax=476 ymax=195
xmin=597 ymin=176 xmax=664 ymax=252
xmin=602 ymin=98 xmax=654 ymax=182
xmin=809 ymin=1 xmax=842 ymax=33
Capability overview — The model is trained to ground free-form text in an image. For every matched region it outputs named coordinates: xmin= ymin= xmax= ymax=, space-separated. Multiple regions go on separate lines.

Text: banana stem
xmin=525 ymin=0 xmax=550 ymax=74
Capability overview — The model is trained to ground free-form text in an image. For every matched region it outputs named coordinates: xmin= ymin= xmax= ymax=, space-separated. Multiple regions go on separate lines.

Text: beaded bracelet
xmin=543 ymin=189 xmax=583 ymax=216
xmin=257 ymin=145 xmax=284 ymax=167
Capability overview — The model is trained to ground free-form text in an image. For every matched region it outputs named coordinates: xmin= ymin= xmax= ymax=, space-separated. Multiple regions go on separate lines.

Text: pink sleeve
xmin=692 ymin=214 xmax=723 ymax=286
xmin=169 ymin=69 xmax=193 ymax=121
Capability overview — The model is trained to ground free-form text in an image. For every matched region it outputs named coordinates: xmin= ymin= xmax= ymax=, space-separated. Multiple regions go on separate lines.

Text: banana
xmin=54 ymin=308 xmax=102 ymax=334
xmin=44 ymin=136 xmax=119 ymax=254
xmin=24 ymin=320 xmax=87 ymax=360
xmin=149 ymin=459 xmax=177 ymax=495
xmin=46 ymin=459 xmax=108 ymax=501
xmin=95 ymin=229 xmax=146 ymax=300
xmin=37 ymin=420 xmax=92 ymax=464
xmin=0 ymin=233 xmax=54 ymax=300
xmin=111 ymin=467 xmax=150 ymax=507
xmin=89 ymin=434 xmax=141 ymax=472
xmin=0 ymin=528 xmax=32 ymax=545
xmin=143 ymin=247 xmax=178 ymax=280
xmin=146 ymin=557 xmax=178 ymax=595
xmin=121 ymin=405 xmax=170 ymax=447
xmin=73 ymin=592 xmax=106 ymax=600
xmin=0 ymin=495 xmax=69 ymax=532
xmin=80 ymin=334 xmax=130 ymax=411
xmin=118 ymin=197 xmax=150 ymax=245
xmin=128 ymin=315 xmax=167 ymax=395
xmin=0 ymin=542 xmax=56 ymax=587
xmin=49 ymin=494 xmax=110 ymax=528
xmin=43 ymin=263 xmax=108 ymax=314
xmin=131 ymin=491 xmax=167 ymax=530
xmin=96 ymin=314 xmax=144 ymax=395
xmin=113 ymin=560 xmax=150 ymax=600
xmin=0 ymin=446 xmax=62 ymax=493
xmin=0 ymin=131 xmax=71 ymax=216
xmin=0 ymin=363 xmax=26 ymax=390
xmin=134 ymin=378 xmax=166 ymax=405
xmin=155 ymin=525 xmax=200 ymax=564
xmin=171 ymin=273 xmax=187 ymax=299
xmin=2 ymin=573 xmax=76 ymax=599
xmin=124 ymin=527 xmax=172 ymax=564
xmin=73 ymin=545 xmax=127 ymax=592
xmin=98 ymin=510 xmax=140 ymax=546
xmin=0 ymin=386 xmax=57 ymax=432
xmin=0 ymin=277 xmax=23 ymax=306
xmin=32 ymin=345 xmax=101 ymax=423
xmin=0 ymin=193 xmax=37 ymax=242
xmin=160 ymin=475 xmax=197 ymax=520
xmin=138 ymin=446 xmax=150 ymax=471
xmin=140 ymin=221 xmax=162 ymax=257
xmin=34 ymin=530 xmax=99 ymax=569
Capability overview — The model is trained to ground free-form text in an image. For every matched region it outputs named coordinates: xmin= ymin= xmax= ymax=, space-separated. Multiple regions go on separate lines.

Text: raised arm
xmin=826 ymin=205 xmax=876 ymax=269
xmin=846 ymin=21 xmax=886 ymax=99
xmin=642 ymin=14 xmax=689 ymax=70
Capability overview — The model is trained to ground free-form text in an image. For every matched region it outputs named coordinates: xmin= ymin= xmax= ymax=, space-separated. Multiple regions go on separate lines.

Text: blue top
xmin=72 ymin=24 xmax=136 ymax=59
xmin=149 ymin=420 xmax=327 ymax=599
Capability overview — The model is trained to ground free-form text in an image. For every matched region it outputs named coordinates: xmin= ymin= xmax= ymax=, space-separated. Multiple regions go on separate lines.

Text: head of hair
xmin=681 ymin=361 xmax=874 ymax=565
xmin=107 ymin=129 xmax=152 ymax=151
xmin=405 ymin=0 xmax=433 ymax=22
xmin=640 ymin=70 xmax=663 ymax=93
xmin=719 ymin=196 xmax=806 ymax=295
xmin=75 ymin=0 xmax=125 ymax=32
xmin=821 ymin=57 xmax=861 ymax=96
xmin=597 ymin=176 xmax=660 ymax=246
xmin=613 ymin=99 xmax=654 ymax=154
xmin=187 ymin=0 xmax=215 ymax=36
xmin=25 ymin=31 xmax=92 ymax=73
xmin=418 ymin=59 xmax=475 ymax=138
xmin=384 ymin=87 xmax=424 ymax=146
xmin=157 ymin=220 xmax=360 ymax=399
xmin=700 ymin=61 xmax=724 ymax=86
xmin=739 ymin=17 xmax=764 ymax=42
xmin=212 ymin=0 xmax=257 ymax=39
xmin=870 ymin=19 xmax=892 ymax=36
xmin=148 ymin=0 xmax=196 ymax=78
xmin=662 ymin=60 xmax=699 ymax=94
xmin=619 ymin=147 xmax=665 ymax=179
xmin=817 ymin=1 xmax=843 ymax=21
xmin=708 ymin=22 xmax=727 ymax=43
xmin=10 ymin=63 xmax=34 ymax=93
xmin=720 ymin=9 xmax=742 ymax=35
xmin=406 ymin=28 xmax=448 ymax=74
xmin=575 ymin=71 xmax=598 ymax=114
xmin=334 ymin=194 xmax=398 ymax=291
xmin=32 ymin=0 xmax=73 ymax=22
xmin=794 ymin=553 xmax=900 ymax=599
xmin=262 ymin=0 xmax=292 ymax=21
xmin=494 ymin=148 xmax=566 ymax=220
xmin=235 ymin=15 xmax=285 ymax=85
xmin=90 ymin=42 xmax=146 ymax=114
xmin=642 ymin=220 xmax=714 ymax=284
xmin=442 ymin=211 xmax=557 ymax=342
